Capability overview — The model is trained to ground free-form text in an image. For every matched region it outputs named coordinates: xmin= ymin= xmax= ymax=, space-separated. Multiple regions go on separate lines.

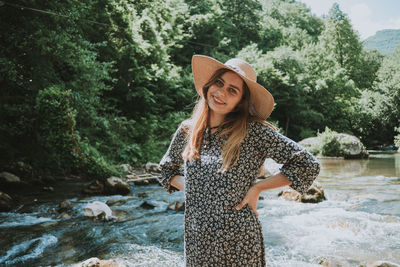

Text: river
xmin=0 ymin=153 xmax=399 ymax=266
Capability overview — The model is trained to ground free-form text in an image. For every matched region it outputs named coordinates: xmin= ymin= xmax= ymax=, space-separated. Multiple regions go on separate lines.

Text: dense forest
xmin=1 ymin=0 xmax=399 ymax=179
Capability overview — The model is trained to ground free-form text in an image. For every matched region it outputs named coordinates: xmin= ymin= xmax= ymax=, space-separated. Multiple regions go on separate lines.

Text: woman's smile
xmin=212 ymin=95 xmax=226 ymax=105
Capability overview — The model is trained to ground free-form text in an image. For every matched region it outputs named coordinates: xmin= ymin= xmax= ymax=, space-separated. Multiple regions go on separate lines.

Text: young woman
xmin=158 ymin=55 xmax=320 ymax=266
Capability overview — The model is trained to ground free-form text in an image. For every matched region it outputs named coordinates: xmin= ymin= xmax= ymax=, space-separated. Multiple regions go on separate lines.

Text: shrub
xmin=318 ymin=127 xmax=345 ymax=157
xmin=395 ymin=127 xmax=400 ymax=148
xmin=35 ymin=85 xmax=123 ymax=179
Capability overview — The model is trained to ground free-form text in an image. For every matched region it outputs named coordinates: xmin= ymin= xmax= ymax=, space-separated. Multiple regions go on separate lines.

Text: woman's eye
xmin=229 ymin=88 xmax=237 ymax=94
xmin=216 ymin=80 xmax=223 ymax=87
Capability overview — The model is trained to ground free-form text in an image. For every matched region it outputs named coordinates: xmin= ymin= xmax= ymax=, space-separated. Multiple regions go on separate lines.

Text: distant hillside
xmin=364 ymin=29 xmax=400 ymax=55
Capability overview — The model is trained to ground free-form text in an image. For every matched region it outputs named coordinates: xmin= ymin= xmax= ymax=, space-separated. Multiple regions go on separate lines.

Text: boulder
xmin=82 ymin=180 xmax=105 ymax=195
xmin=73 ymin=257 xmax=123 ymax=267
xmin=84 ymin=201 xmax=114 ymax=221
xmin=145 ymin=162 xmax=160 ymax=173
xmin=300 ymin=183 xmax=326 ymax=203
xmin=0 ymin=192 xmax=14 ymax=212
xmin=2 ymin=161 xmax=33 ymax=179
xmin=0 ymin=171 xmax=30 ymax=189
xmin=105 ymin=177 xmax=130 ymax=195
xmin=0 ymin=171 xmax=21 ymax=183
xmin=299 ymin=133 xmax=369 ymax=159
xmin=278 ymin=182 xmax=326 ymax=203
xmin=336 ymin=133 xmax=369 ymax=158
xmin=120 ymin=164 xmax=135 ymax=174
xmin=366 ymin=261 xmax=400 ymax=267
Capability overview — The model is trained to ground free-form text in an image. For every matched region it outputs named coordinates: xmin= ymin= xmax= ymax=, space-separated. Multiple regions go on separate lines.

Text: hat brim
xmin=191 ymin=55 xmax=274 ymax=120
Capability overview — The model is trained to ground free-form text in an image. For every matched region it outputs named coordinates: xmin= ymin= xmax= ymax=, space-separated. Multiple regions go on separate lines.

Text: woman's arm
xmin=158 ymin=124 xmax=187 ymax=194
xmin=236 ymin=122 xmax=320 ymax=215
xmin=170 ymin=175 xmax=185 ymax=191
xmin=251 ymin=121 xmax=320 ymax=195
xmin=235 ymin=173 xmax=291 ymax=216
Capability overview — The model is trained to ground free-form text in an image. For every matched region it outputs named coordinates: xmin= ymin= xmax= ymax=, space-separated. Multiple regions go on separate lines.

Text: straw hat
xmin=191 ymin=55 xmax=275 ymax=120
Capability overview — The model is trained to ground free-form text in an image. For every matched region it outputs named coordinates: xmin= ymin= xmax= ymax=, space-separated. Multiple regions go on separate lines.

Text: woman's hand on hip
xmin=235 ymin=185 xmax=262 ymax=217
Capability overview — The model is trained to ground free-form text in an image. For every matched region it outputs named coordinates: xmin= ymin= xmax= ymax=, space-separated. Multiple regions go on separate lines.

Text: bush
xmin=318 ymin=127 xmax=345 ymax=157
xmin=395 ymin=127 xmax=400 ymax=148
xmin=35 ymin=85 xmax=123 ymax=179
xmin=35 ymin=86 xmax=79 ymax=173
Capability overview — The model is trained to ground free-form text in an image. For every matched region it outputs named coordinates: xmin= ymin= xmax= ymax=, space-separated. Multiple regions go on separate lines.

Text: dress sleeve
xmin=157 ymin=124 xmax=187 ymax=194
xmin=251 ymin=122 xmax=321 ymax=195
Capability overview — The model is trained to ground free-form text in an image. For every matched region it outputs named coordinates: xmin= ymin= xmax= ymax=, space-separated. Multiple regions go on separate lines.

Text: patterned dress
xmin=158 ymin=121 xmax=320 ymax=266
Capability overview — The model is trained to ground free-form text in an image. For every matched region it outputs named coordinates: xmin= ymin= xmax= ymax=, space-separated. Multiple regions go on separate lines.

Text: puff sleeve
xmin=157 ymin=124 xmax=187 ymax=194
xmin=251 ymin=122 xmax=320 ymax=195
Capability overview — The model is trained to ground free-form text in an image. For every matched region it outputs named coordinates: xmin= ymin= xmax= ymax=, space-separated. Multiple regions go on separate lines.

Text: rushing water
xmin=0 ymin=153 xmax=399 ymax=266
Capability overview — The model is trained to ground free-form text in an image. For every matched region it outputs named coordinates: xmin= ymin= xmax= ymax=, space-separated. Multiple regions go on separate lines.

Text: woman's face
xmin=207 ymin=71 xmax=244 ymax=117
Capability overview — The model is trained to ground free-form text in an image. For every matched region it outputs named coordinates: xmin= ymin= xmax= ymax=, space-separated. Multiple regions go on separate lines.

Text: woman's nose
xmin=216 ymin=86 xmax=227 ymax=96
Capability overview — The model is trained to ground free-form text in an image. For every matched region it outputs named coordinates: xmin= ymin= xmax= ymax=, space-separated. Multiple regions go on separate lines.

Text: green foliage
xmin=395 ymin=128 xmax=400 ymax=148
xmin=364 ymin=29 xmax=400 ymax=55
xmin=76 ymin=137 xmax=124 ymax=179
xmin=35 ymin=86 xmax=78 ymax=172
xmin=1 ymin=0 xmax=400 ymax=180
xmin=318 ymin=127 xmax=343 ymax=157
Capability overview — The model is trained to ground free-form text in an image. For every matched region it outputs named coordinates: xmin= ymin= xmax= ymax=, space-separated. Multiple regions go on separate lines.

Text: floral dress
xmin=158 ymin=121 xmax=320 ymax=266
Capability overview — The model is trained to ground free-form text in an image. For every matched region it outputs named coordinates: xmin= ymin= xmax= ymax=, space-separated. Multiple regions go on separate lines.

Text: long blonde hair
xmin=182 ymin=68 xmax=274 ymax=171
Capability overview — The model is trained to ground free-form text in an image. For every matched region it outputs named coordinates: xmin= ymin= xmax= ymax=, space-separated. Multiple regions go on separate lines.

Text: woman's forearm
xmin=253 ymin=173 xmax=291 ymax=193
xmin=170 ymin=175 xmax=185 ymax=191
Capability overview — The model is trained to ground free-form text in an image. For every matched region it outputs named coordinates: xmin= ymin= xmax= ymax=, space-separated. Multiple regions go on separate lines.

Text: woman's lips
xmin=212 ymin=95 xmax=226 ymax=105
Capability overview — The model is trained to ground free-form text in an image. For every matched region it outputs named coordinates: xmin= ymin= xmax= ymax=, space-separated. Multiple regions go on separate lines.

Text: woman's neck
xmin=208 ymin=110 xmax=225 ymax=128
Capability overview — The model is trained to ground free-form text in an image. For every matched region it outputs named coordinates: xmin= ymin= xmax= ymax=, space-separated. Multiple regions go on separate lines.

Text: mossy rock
xmin=299 ymin=133 xmax=369 ymax=159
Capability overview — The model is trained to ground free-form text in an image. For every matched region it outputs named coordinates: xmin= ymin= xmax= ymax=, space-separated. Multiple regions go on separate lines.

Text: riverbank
xmin=1 ymin=154 xmax=399 ymax=266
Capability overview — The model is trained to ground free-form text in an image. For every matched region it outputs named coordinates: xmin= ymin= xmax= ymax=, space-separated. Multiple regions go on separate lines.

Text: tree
xmin=319 ymin=3 xmax=364 ymax=89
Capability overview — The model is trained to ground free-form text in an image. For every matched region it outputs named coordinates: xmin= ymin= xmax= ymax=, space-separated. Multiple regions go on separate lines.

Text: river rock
xmin=318 ymin=256 xmax=347 ymax=267
xmin=2 ymin=161 xmax=33 ymax=179
xmin=0 ymin=171 xmax=30 ymax=189
xmin=140 ymin=201 xmax=157 ymax=209
xmin=120 ymin=163 xmax=135 ymax=174
xmin=261 ymin=158 xmax=282 ymax=177
xmin=82 ymin=180 xmax=105 ymax=195
xmin=73 ymin=257 xmax=123 ymax=267
xmin=58 ymin=200 xmax=73 ymax=213
xmin=299 ymin=134 xmax=368 ymax=159
xmin=0 ymin=191 xmax=14 ymax=212
xmin=365 ymin=261 xmax=400 ymax=267
xmin=278 ymin=182 xmax=326 ymax=203
xmin=145 ymin=162 xmax=160 ymax=173
xmin=167 ymin=201 xmax=185 ymax=211
xmin=84 ymin=201 xmax=114 ymax=221
xmin=137 ymin=192 xmax=148 ymax=198
xmin=106 ymin=199 xmax=128 ymax=206
xmin=43 ymin=186 xmax=54 ymax=192
xmin=105 ymin=177 xmax=130 ymax=195
xmin=0 ymin=171 xmax=21 ymax=183
xmin=336 ymin=134 xmax=369 ymax=158
xmin=133 ymin=179 xmax=150 ymax=185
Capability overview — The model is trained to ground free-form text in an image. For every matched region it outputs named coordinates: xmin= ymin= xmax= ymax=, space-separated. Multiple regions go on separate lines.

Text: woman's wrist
xmin=253 ymin=173 xmax=291 ymax=192
xmin=170 ymin=175 xmax=184 ymax=191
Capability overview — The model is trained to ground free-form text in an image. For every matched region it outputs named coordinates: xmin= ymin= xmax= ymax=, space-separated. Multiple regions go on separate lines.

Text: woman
xmin=158 ymin=55 xmax=320 ymax=266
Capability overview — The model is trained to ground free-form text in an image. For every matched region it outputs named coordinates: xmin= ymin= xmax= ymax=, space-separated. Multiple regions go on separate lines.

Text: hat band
xmin=225 ymin=64 xmax=246 ymax=77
